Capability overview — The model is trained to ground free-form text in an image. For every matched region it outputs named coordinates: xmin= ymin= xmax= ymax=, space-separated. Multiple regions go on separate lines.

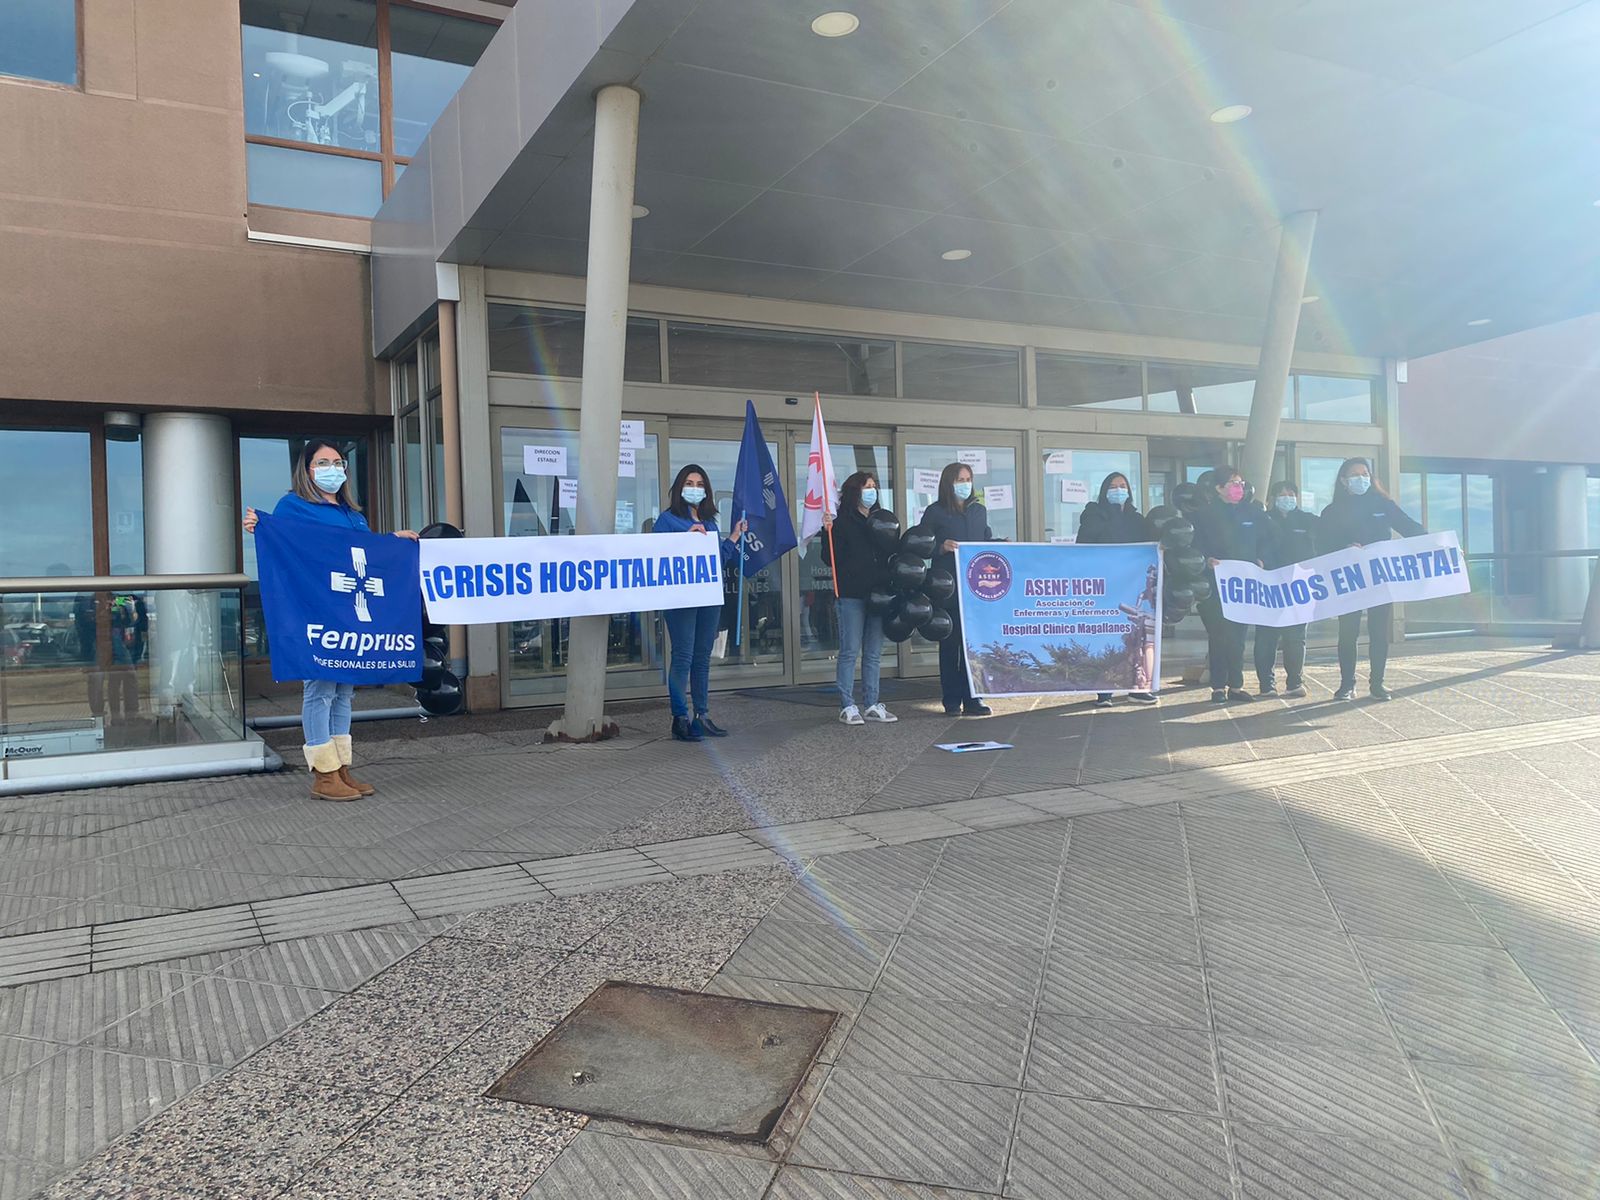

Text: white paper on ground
xmin=936 ymin=741 xmax=1013 ymax=753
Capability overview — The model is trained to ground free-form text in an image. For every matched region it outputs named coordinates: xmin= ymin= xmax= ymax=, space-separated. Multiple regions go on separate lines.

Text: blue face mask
xmin=312 ymin=466 xmax=347 ymax=494
xmin=860 ymin=488 xmax=878 ymax=507
xmin=1275 ymin=495 xmax=1298 ymax=513
xmin=681 ymin=486 xmax=706 ymax=506
xmin=953 ymin=481 xmax=973 ymax=501
xmin=1345 ymin=475 xmax=1371 ymax=496
xmin=1106 ymin=487 xmax=1130 ymax=506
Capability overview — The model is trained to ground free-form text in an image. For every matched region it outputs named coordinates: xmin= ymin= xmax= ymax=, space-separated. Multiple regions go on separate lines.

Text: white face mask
xmin=681 ymin=485 xmax=706 ymax=506
xmin=1345 ymin=475 xmax=1371 ymax=496
xmin=952 ymin=481 xmax=973 ymax=501
xmin=860 ymin=488 xmax=878 ymax=507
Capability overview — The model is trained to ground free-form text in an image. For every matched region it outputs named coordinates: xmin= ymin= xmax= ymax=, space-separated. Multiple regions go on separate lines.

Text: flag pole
xmin=815 ymin=392 xmax=840 ymax=600
xmin=734 ymin=507 xmax=747 ymax=651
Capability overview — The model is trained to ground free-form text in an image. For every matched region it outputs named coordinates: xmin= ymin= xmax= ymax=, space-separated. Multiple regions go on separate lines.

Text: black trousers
xmin=1254 ymin=623 xmax=1307 ymax=690
xmin=939 ymin=597 xmax=974 ymax=710
xmin=1198 ymin=591 xmax=1246 ymax=691
xmin=1338 ymin=603 xmax=1392 ymax=689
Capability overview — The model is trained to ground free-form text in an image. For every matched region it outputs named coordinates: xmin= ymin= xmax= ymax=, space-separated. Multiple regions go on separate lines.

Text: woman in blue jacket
xmin=915 ymin=462 xmax=993 ymax=717
xmin=242 ymin=439 xmax=418 ymax=801
xmin=652 ymin=464 xmax=747 ymax=741
xmin=1319 ymin=458 xmax=1424 ymax=701
xmin=1192 ymin=466 xmax=1268 ymax=703
xmin=1077 ymin=472 xmax=1158 ymax=707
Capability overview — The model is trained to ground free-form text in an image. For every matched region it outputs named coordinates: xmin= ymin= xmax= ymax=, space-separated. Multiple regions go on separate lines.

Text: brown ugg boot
xmin=332 ymin=734 xmax=375 ymax=796
xmin=305 ymin=742 xmax=361 ymax=801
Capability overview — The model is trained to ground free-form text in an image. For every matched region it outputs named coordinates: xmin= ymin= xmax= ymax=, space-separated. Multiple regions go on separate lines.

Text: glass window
xmin=1465 ymin=473 xmax=1495 ymax=554
xmin=246 ymin=143 xmax=383 ymax=217
xmin=902 ymin=342 xmax=1020 ymax=405
xmin=241 ymin=1 xmax=381 ymax=153
xmin=0 ymin=430 xmax=93 ymax=577
xmin=1043 ymin=449 xmax=1142 ymax=544
xmin=105 ymin=437 xmax=146 ymax=574
xmin=1298 ymin=456 xmax=1347 ymax=516
xmin=667 ymin=322 xmax=894 ymax=397
xmin=388 ymin=5 xmax=497 ymax=157
xmin=1036 ymin=354 xmax=1142 ymax=410
xmin=1400 ymin=472 xmax=1423 ymax=524
xmin=1148 ymin=363 xmax=1285 ymax=417
xmin=1426 ymin=474 xmax=1466 ymax=545
xmin=400 ymin=407 xmax=425 ymax=533
xmin=0 ymin=0 xmax=77 ymax=86
xmin=1587 ymin=476 xmax=1599 ymax=548
xmin=1298 ymin=375 xmax=1375 ymax=423
xmin=488 ymin=305 xmax=661 ymax=382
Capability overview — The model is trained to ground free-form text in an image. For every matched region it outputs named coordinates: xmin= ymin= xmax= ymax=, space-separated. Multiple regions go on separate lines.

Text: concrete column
xmin=142 ymin=413 xmax=235 ymax=722
xmin=1545 ymin=465 xmax=1590 ymax=621
xmin=1240 ymin=210 xmax=1318 ymax=494
xmin=436 ymin=299 xmax=468 ymax=679
xmin=548 ymin=84 xmax=641 ymax=741
xmin=454 ymin=265 xmax=499 ymax=711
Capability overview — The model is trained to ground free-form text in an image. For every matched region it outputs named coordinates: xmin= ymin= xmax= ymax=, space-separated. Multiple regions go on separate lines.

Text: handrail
xmin=1463 ymin=550 xmax=1600 ymax=562
xmin=0 ymin=573 xmax=252 ymax=595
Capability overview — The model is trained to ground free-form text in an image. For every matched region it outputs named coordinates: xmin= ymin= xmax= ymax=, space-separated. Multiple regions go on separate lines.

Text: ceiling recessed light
xmin=811 ymin=11 xmax=860 ymax=37
xmin=940 ymin=248 xmax=972 ymax=261
xmin=1209 ymin=104 xmax=1253 ymax=124
xmin=251 ymin=72 xmax=262 ymax=78
xmin=631 ymin=204 xmax=649 ymax=219
xmin=1467 ymin=318 xmax=1492 ymax=326
xmin=1300 ymin=294 xmax=1320 ymax=304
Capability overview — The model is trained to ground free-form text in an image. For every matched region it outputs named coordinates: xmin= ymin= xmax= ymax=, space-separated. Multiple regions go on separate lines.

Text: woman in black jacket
xmin=1255 ymin=480 xmax=1318 ymax=698
xmin=822 ymin=471 xmax=899 ymax=726
xmin=1077 ymin=472 xmax=1158 ymax=708
xmin=1192 ymin=465 xmax=1268 ymax=703
xmin=1319 ymin=458 xmax=1424 ymax=701
xmin=916 ymin=461 xmax=993 ymax=717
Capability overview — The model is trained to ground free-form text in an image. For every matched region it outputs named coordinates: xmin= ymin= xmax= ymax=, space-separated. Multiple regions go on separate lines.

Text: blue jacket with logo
xmin=1193 ymin=500 xmax=1268 ymax=565
xmin=1317 ymin=492 xmax=1424 ymax=551
xmin=651 ymin=506 xmax=740 ymax=569
xmin=271 ymin=492 xmax=370 ymax=532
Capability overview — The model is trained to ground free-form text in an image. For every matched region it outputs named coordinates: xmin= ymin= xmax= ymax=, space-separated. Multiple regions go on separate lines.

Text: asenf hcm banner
xmin=1215 ymin=531 xmax=1470 ymax=628
xmin=419 ymin=532 xmax=725 ymax=624
xmin=954 ymin=542 xmax=1162 ymax=698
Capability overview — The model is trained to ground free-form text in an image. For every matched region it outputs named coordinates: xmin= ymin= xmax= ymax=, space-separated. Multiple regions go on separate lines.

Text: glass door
xmin=1040 ymin=444 xmax=1145 ymax=544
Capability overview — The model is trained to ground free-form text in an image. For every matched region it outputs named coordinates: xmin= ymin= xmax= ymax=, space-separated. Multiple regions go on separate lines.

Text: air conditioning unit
xmin=0 ymin=718 xmax=105 ymax=760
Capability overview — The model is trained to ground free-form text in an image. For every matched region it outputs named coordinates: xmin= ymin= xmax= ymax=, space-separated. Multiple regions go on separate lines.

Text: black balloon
xmin=419 ymin=522 xmax=463 ymax=539
xmin=1165 ymin=584 xmax=1195 ymax=609
xmin=882 ymin=612 xmax=917 ymax=642
xmin=865 ymin=588 xmax=895 ymax=616
xmin=868 ymin=509 xmax=900 ymax=552
xmin=920 ymin=609 xmax=954 ymax=641
xmin=896 ymin=592 xmax=935 ymax=629
xmin=1167 ymin=549 xmax=1207 ymax=581
xmin=1146 ymin=505 xmax=1178 ymax=532
xmin=922 ymin=566 xmax=955 ymax=603
xmin=423 ymin=630 xmax=449 ymax=661
xmin=1187 ymin=576 xmax=1213 ymax=603
xmin=1160 ymin=519 xmax=1195 ymax=550
xmin=1171 ymin=482 xmax=1202 ymax=513
xmin=1241 ymin=482 xmax=1256 ymax=505
xmin=416 ymin=669 xmax=464 ymax=716
xmin=899 ymin=529 xmax=936 ymax=560
xmin=888 ymin=553 xmax=928 ymax=592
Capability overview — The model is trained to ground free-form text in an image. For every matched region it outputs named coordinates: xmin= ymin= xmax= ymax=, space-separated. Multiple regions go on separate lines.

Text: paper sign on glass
xmin=1045 ymin=451 xmax=1072 ymax=472
xmin=1050 ymin=535 xmax=1077 ymax=544
xmin=524 ymin=445 xmax=567 ymax=476
xmin=558 ymin=478 xmax=578 ymax=508
xmin=914 ymin=469 xmax=943 ymax=495
xmin=619 ymin=420 xmax=645 ymax=450
xmin=618 ymin=447 xmax=636 ymax=477
xmin=957 ymin=448 xmax=988 ymax=474
xmin=983 ymin=484 xmax=1014 ymax=510
xmin=1060 ymin=479 xmax=1091 ymax=503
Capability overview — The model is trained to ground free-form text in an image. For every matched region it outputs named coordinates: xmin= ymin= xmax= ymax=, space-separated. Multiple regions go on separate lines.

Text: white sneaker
xmin=839 ymin=705 xmax=865 ymax=726
xmin=863 ymin=703 xmax=898 ymax=723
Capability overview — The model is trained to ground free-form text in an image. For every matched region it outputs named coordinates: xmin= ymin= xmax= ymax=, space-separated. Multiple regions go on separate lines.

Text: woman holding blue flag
xmin=242 ymin=439 xmax=418 ymax=801
xmin=653 ymin=464 xmax=747 ymax=742
xmin=822 ymin=471 xmax=899 ymax=726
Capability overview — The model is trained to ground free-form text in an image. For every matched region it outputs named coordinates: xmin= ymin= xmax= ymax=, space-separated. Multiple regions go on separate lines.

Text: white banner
xmin=1215 ymin=532 xmax=1469 ymax=628
xmin=419 ymin=532 xmax=725 ymax=624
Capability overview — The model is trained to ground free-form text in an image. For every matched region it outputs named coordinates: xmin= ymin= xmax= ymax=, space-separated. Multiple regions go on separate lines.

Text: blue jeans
xmin=836 ymin=597 xmax=884 ymax=709
xmin=303 ymin=678 xmax=354 ymax=744
xmin=665 ymin=604 xmax=720 ymax=719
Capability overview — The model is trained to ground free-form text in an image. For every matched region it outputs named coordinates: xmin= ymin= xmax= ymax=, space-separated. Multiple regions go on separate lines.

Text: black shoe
xmin=1227 ymin=689 xmax=1254 ymax=702
xmin=671 ymin=716 xmax=703 ymax=742
xmin=1258 ymin=682 xmax=1277 ymax=697
xmin=963 ymin=702 xmax=993 ymax=717
xmin=1334 ymin=686 xmax=1355 ymax=701
xmin=697 ymin=714 xmax=729 ymax=736
xmin=1093 ymin=696 xmax=1114 ymax=708
xmin=944 ymin=704 xmax=963 ymax=716
xmin=1210 ymin=689 xmax=1227 ymax=703
xmin=1369 ymin=684 xmax=1392 ymax=701
xmin=1283 ymin=684 xmax=1308 ymax=699
xmin=1127 ymin=692 xmax=1158 ymax=705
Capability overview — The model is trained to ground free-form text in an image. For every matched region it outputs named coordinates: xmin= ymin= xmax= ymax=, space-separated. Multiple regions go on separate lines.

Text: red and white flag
xmin=800 ymin=395 xmax=838 ymax=545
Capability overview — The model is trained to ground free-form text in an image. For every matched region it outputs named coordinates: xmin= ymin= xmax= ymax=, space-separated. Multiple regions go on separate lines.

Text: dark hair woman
xmin=822 ymin=471 xmax=899 ymax=725
xmin=1191 ymin=464 xmax=1267 ymax=703
xmin=652 ymin=463 xmax=747 ymax=741
xmin=1077 ymin=472 xmax=1159 ymax=708
xmin=1318 ymin=457 xmax=1424 ymax=701
xmin=242 ymin=439 xmax=418 ymax=801
xmin=915 ymin=461 xmax=993 ymax=717
xmin=1255 ymin=480 xmax=1319 ymax=699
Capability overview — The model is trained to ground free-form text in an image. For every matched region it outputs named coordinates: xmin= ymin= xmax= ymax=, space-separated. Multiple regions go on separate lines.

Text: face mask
xmin=1222 ymin=482 xmax=1245 ymax=503
xmin=1274 ymin=495 xmax=1298 ymax=513
xmin=1106 ymin=487 xmax=1130 ymax=506
xmin=312 ymin=466 xmax=346 ymax=494
xmin=953 ymin=481 xmax=973 ymax=501
xmin=860 ymin=488 xmax=878 ymax=507
xmin=681 ymin=486 xmax=706 ymax=506
xmin=1345 ymin=475 xmax=1371 ymax=496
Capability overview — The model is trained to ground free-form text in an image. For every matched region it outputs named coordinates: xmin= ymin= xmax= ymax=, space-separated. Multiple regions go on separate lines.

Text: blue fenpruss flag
xmin=731 ymin=400 xmax=798 ymax=575
xmin=255 ymin=514 xmax=423 ymax=683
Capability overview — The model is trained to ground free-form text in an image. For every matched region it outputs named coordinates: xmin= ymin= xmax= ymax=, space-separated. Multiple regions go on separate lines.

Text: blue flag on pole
xmin=255 ymin=514 xmax=424 ymax=684
xmin=731 ymin=400 xmax=797 ymax=575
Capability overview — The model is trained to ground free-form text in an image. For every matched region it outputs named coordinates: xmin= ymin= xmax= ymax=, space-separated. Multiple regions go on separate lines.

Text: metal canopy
xmin=372 ymin=0 xmax=1600 ymax=358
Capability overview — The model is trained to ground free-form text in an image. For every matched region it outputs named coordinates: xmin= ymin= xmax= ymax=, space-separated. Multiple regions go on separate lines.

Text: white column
xmin=142 ymin=413 xmax=235 ymax=721
xmin=1240 ymin=210 xmax=1318 ymax=495
xmin=548 ymin=84 xmax=641 ymax=741
xmin=1545 ymin=465 xmax=1590 ymax=620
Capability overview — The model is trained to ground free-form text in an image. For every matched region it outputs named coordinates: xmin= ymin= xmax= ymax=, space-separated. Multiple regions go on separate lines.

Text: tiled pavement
xmin=1 ymin=643 xmax=1598 ymax=1196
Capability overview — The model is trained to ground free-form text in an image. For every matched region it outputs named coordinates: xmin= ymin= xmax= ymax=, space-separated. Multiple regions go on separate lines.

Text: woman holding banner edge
xmin=1319 ymin=458 xmax=1424 ymax=701
xmin=916 ymin=462 xmax=994 ymax=718
xmin=242 ymin=439 xmax=419 ymax=801
xmin=1077 ymin=472 xmax=1159 ymax=708
xmin=653 ymin=463 xmax=747 ymax=742
xmin=822 ymin=471 xmax=899 ymax=726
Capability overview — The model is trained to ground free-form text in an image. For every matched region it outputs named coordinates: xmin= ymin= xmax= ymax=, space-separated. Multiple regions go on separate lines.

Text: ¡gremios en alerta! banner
xmin=418 ymin=531 xmax=725 ymax=624
xmin=954 ymin=542 xmax=1163 ymax=698
xmin=1214 ymin=531 xmax=1470 ymax=628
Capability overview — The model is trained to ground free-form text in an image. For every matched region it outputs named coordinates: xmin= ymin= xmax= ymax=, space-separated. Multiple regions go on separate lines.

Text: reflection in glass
xmin=902 ymin=342 xmax=1021 ymax=405
xmin=1148 ymin=363 xmax=1283 ymax=417
xmin=791 ymin=442 xmax=893 ymax=669
xmin=488 ymin=305 xmax=661 ymax=382
xmin=1298 ymin=375 xmax=1374 ymax=423
xmin=388 ymin=6 xmax=496 ymax=157
xmin=1043 ymin=449 xmax=1141 ymax=544
xmin=1465 ymin=474 xmax=1495 ymax=553
xmin=401 ymin=408 xmax=425 ymax=533
xmin=246 ymin=143 xmax=383 ymax=217
xmin=106 ymin=437 xmax=146 ymax=574
xmin=1399 ymin=473 xmax=1423 ymax=525
xmin=241 ymin=1 xmax=380 ymax=151
xmin=667 ymin=323 xmax=893 ymax=396
xmin=1036 ymin=354 xmax=1142 ymax=409
xmin=1297 ymin=457 xmax=1346 ymax=516
xmin=0 ymin=0 xmax=76 ymax=85
xmin=0 ymin=429 xmax=93 ymax=578
xmin=1426 ymin=474 xmax=1465 ymax=545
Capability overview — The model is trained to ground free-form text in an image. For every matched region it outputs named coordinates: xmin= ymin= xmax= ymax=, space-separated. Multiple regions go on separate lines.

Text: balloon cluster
xmin=414 ymin=523 xmax=466 ymax=716
xmin=862 ymin=512 xmax=954 ymax=643
xmin=1146 ymin=484 xmax=1213 ymax=631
